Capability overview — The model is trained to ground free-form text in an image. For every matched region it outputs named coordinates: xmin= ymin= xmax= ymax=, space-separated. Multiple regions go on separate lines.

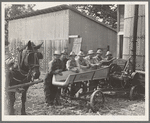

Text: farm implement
xmin=52 ymin=58 xmax=145 ymax=112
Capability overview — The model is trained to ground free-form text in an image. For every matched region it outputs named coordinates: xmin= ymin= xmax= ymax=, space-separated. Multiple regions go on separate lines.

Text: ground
xmin=14 ymin=72 xmax=145 ymax=115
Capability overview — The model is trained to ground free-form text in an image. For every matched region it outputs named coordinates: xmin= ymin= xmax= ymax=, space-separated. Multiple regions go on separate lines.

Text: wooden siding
xmin=119 ymin=5 xmax=124 ymax=32
xmin=69 ymin=10 xmax=117 ymax=57
xmin=8 ymin=10 xmax=69 ymax=72
xmin=123 ymin=5 xmax=145 ymax=71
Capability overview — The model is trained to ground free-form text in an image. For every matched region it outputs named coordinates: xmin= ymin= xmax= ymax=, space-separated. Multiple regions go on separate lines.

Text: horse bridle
xmin=25 ymin=50 xmax=40 ymax=69
xmin=13 ymin=49 xmax=41 ymax=82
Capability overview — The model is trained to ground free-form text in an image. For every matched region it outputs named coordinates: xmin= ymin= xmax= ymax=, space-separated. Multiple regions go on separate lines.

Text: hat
xmin=61 ymin=50 xmax=68 ymax=55
xmin=106 ymin=51 xmax=112 ymax=56
xmin=69 ymin=51 xmax=76 ymax=57
xmin=54 ymin=51 xmax=61 ymax=55
xmin=96 ymin=49 xmax=102 ymax=54
xmin=78 ymin=51 xmax=85 ymax=57
xmin=88 ymin=50 xmax=94 ymax=55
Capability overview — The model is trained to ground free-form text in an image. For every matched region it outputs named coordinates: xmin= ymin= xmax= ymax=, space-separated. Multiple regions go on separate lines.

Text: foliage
xmin=71 ymin=4 xmax=117 ymax=29
xmin=5 ymin=4 xmax=35 ymax=46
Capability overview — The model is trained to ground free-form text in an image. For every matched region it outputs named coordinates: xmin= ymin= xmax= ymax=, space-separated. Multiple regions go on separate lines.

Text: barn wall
xmin=8 ymin=10 xmax=69 ymax=72
xmin=69 ymin=10 xmax=117 ymax=57
xmin=123 ymin=5 xmax=145 ymax=71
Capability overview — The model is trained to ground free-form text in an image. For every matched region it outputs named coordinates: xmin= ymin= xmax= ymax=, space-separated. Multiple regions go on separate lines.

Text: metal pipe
xmin=132 ymin=5 xmax=139 ymax=72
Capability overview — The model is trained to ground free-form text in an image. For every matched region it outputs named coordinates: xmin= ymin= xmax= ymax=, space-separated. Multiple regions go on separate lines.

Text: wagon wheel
xmin=129 ymin=85 xmax=140 ymax=100
xmin=90 ymin=90 xmax=104 ymax=112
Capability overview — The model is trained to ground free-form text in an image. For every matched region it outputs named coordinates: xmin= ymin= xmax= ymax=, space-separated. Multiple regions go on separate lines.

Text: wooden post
xmin=132 ymin=5 xmax=139 ymax=72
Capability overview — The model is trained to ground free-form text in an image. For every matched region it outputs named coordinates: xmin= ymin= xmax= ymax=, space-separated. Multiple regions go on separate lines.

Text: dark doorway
xmin=119 ymin=35 xmax=123 ymax=58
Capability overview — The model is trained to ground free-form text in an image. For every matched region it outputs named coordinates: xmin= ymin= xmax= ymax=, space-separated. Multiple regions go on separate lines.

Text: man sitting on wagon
xmin=105 ymin=51 xmax=114 ymax=60
xmin=100 ymin=51 xmax=116 ymax=66
xmin=84 ymin=50 xmax=99 ymax=91
xmin=76 ymin=51 xmax=90 ymax=72
xmin=84 ymin=50 xmax=97 ymax=70
xmin=93 ymin=49 xmax=105 ymax=68
xmin=66 ymin=51 xmax=79 ymax=73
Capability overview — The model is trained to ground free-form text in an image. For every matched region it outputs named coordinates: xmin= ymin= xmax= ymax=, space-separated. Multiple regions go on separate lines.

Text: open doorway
xmin=119 ymin=35 xmax=123 ymax=58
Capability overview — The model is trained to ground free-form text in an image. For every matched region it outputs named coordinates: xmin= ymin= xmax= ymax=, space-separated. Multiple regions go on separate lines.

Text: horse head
xmin=18 ymin=40 xmax=43 ymax=80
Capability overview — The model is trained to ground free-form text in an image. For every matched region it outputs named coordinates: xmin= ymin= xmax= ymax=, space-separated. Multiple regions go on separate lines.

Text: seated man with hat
xmin=60 ymin=50 xmax=68 ymax=71
xmin=84 ymin=50 xmax=97 ymax=70
xmin=105 ymin=51 xmax=114 ymax=60
xmin=93 ymin=49 xmax=105 ymax=68
xmin=76 ymin=51 xmax=90 ymax=71
xmin=44 ymin=50 xmax=62 ymax=106
xmin=66 ymin=51 xmax=79 ymax=73
xmin=101 ymin=51 xmax=116 ymax=66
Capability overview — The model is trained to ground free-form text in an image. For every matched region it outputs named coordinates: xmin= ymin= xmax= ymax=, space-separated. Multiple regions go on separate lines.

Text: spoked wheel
xmin=90 ymin=90 xmax=104 ymax=112
xmin=129 ymin=85 xmax=140 ymax=100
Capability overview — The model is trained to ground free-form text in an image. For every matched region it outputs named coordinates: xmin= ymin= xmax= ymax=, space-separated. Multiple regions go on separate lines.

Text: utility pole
xmin=131 ymin=5 xmax=139 ymax=72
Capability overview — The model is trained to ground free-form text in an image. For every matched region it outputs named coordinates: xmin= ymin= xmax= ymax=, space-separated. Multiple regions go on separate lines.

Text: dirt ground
xmin=14 ymin=73 xmax=145 ymax=115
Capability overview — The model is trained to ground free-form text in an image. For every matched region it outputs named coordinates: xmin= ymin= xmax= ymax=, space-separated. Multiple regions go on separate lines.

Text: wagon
xmin=52 ymin=58 xmax=145 ymax=112
xmin=52 ymin=66 xmax=110 ymax=112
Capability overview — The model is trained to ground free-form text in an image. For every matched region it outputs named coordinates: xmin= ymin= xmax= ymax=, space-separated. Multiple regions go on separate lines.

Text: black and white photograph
xmin=2 ymin=1 xmax=149 ymax=121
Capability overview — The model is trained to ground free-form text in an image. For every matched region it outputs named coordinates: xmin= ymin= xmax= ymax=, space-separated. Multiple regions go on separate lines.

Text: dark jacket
xmin=60 ymin=57 xmax=68 ymax=71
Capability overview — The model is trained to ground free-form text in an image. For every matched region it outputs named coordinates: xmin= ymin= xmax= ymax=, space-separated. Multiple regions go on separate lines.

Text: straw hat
xmin=77 ymin=51 xmax=85 ymax=57
xmin=61 ymin=50 xmax=68 ymax=55
xmin=96 ymin=49 xmax=102 ymax=54
xmin=87 ymin=50 xmax=94 ymax=55
xmin=54 ymin=51 xmax=61 ymax=55
xmin=106 ymin=51 xmax=112 ymax=56
xmin=69 ymin=51 xmax=76 ymax=57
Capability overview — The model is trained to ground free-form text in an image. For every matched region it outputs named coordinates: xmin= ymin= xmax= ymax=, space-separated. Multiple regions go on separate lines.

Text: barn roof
xmin=6 ymin=4 xmax=117 ymax=32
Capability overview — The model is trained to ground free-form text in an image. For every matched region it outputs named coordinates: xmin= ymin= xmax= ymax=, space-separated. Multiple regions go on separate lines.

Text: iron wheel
xmin=90 ymin=89 xmax=104 ymax=112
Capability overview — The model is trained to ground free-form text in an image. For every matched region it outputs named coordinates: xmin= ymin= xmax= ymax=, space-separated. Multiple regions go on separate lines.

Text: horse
xmin=5 ymin=41 xmax=43 ymax=115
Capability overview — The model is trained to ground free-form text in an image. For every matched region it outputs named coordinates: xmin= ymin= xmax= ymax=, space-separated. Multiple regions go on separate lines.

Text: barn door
xmin=72 ymin=37 xmax=82 ymax=55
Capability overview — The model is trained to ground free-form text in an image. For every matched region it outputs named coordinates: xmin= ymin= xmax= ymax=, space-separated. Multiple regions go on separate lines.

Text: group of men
xmin=44 ymin=49 xmax=114 ymax=106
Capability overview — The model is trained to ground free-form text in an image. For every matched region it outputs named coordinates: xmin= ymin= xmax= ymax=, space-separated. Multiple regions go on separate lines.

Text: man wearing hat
xmin=100 ymin=51 xmax=115 ymax=66
xmin=105 ymin=51 xmax=113 ymax=61
xmin=60 ymin=50 xmax=68 ymax=71
xmin=76 ymin=51 xmax=90 ymax=71
xmin=93 ymin=49 xmax=104 ymax=68
xmin=66 ymin=51 xmax=79 ymax=73
xmin=44 ymin=50 xmax=62 ymax=106
xmin=84 ymin=50 xmax=97 ymax=70
xmin=84 ymin=50 xmax=99 ymax=91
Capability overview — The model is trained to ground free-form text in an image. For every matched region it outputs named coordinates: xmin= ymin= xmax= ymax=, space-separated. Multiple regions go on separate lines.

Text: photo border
xmin=1 ymin=0 xmax=149 ymax=122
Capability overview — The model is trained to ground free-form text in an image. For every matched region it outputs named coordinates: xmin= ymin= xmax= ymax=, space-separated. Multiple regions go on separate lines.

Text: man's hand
xmin=54 ymin=69 xmax=62 ymax=74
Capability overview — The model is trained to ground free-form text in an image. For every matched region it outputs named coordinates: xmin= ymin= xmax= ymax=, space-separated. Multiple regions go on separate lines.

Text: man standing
xmin=60 ymin=50 xmax=68 ymax=71
xmin=44 ymin=51 xmax=62 ymax=106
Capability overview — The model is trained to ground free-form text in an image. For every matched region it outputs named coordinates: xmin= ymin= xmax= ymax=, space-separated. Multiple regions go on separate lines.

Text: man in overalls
xmin=60 ymin=50 xmax=68 ymax=71
xmin=44 ymin=51 xmax=62 ymax=106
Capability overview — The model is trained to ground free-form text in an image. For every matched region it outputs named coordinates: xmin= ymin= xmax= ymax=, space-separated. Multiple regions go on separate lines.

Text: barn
xmin=7 ymin=5 xmax=117 ymax=72
xmin=117 ymin=5 xmax=145 ymax=71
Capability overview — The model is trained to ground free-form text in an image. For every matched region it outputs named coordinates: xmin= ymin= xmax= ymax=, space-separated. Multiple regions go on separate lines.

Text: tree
xmin=71 ymin=4 xmax=117 ymax=29
xmin=5 ymin=4 xmax=35 ymax=46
